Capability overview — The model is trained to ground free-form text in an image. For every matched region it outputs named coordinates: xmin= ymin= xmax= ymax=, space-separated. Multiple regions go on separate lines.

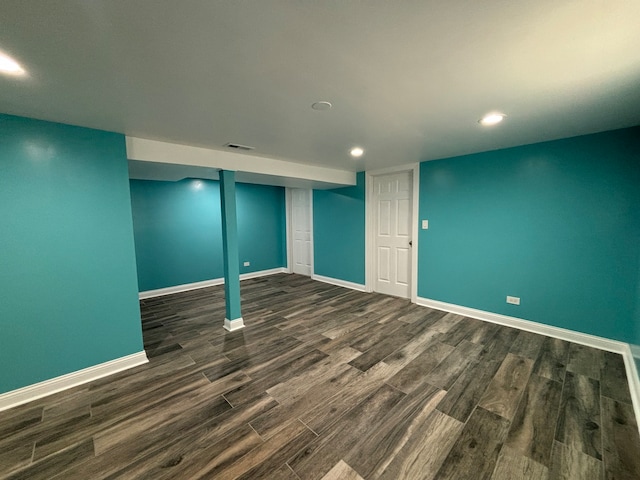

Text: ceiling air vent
xmin=224 ymin=143 xmax=255 ymax=151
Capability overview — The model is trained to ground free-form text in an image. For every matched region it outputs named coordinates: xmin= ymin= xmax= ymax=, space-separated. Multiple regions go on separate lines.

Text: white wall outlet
xmin=506 ymin=296 xmax=520 ymax=305
xmin=243 ymin=261 xmax=250 ymax=267
xmin=422 ymin=219 xmax=429 ymax=230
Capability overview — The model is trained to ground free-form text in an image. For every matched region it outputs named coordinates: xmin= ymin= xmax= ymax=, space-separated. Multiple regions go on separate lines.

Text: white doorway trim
xmin=285 ymin=187 xmax=314 ymax=276
xmin=285 ymin=188 xmax=293 ymax=273
xmin=365 ymin=163 xmax=420 ymax=303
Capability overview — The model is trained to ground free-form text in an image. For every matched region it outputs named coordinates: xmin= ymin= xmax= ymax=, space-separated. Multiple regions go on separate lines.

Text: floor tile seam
xmin=553 ymin=438 xmax=605 ymax=467
xmin=599 ymin=392 xmax=634 ymax=408
xmin=598 ymin=392 xmax=638 ymax=478
xmin=13 ymin=436 xmax=97 ymax=479
xmin=549 ymin=370 xmax=608 ymax=465
xmin=0 ymin=441 xmax=38 ymax=479
xmin=482 ymin=358 xmax=536 ymax=424
xmin=284 ymin=462 xmax=303 ymax=479
xmin=292 ymin=416 xmax=320 ymax=438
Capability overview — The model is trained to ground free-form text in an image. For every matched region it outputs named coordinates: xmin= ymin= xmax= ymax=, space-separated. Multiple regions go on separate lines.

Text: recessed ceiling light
xmin=0 ymin=51 xmax=25 ymax=76
xmin=479 ymin=112 xmax=506 ymax=126
xmin=311 ymin=101 xmax=332 ymax=111
xmin=350 ymin=147 xmax=364 ymax=158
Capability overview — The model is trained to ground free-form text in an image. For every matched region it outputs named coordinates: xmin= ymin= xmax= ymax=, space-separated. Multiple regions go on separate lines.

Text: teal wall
xmin=0 ymin=114 xmax=144 ymax=394
xmin=236 ymin=182 xmax=287 ymax=274
xmin=130 ymin=179 xmax=286 ymax=292
xmin=313 ymin=171 xmax=366 ymax=285
xmin=418 ymin=127 xmax=640 ymax=344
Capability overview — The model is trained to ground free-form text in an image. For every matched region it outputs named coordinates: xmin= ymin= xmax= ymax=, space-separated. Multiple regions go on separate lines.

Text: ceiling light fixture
xmin=0 ymin=51 xmax=25 ymax=76
xmin=350 ymin=147 xmax=364 ymax=158
xmin=311 ymin=101 xmax=332 ymax=111
xmin=479 ymin=112 xmax=506 ymax=126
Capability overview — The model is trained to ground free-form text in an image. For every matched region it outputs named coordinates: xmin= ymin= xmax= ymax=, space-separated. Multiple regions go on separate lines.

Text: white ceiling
xmin=1 ymin=1 xmax=639 ymax=179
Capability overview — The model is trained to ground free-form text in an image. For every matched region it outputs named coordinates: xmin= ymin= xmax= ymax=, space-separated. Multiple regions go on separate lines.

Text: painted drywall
xmin=130 ymin=179 xmax=286 ymax=292
xmin=418 ymin=127 xmax=640 ymax=344
xmin=236 ymin=182 xmax=287 ymax=274
xmin=0 ymin=114 xmax=144 ymax=394
xmin=313 ymin=171 xmax=366 ymax=285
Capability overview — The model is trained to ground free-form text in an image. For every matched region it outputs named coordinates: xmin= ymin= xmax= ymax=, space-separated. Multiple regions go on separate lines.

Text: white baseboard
xmin=622 ymin=344 xmax=640 ymax=437
xmin=416 ymin=297 xmax=627 ymax=353
xmin=311 ymin=274 xmax=366 ymax=292
xmin=139 ymin=278 xmax=224 ymax=299
xmin=0 ymin=351 xmax=148 ymax=412
xmin=416 ymin=296 xmax=640 ymax=436
xmin=139 ymin=267 xmax=287 ymax=299
xmin=224 ymin=317 xmax=245 ymax=332
xmin=240 ymin=267 xmax=287 ymax=281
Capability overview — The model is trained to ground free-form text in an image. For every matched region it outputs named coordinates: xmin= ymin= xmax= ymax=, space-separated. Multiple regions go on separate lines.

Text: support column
xmin=219 ymin=170 xmax=244 ymax=331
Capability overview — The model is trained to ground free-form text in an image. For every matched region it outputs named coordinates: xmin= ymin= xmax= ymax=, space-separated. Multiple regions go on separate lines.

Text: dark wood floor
xmin=1 ymin=274 xmax=640 ymax=479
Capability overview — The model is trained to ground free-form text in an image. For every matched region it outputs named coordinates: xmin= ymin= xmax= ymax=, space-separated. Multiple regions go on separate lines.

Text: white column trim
xmin=224 ymin=317 xmax=245 ymax=331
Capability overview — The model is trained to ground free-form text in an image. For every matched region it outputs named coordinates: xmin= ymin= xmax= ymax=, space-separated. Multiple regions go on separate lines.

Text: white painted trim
xmin=621 ymin=344 xmax=640 ymax=437
xmin=366 ymin=164 xmax=419 ymax=177
xmin=365 ymin=173 xmax=374 ymax=293
xmin=288 ymin=188 xmax=314 ymax=277
xmin=365 ymin=164 xmax=420 ymax=301
xmin=309 ymin=189 xmax=315 ymax=277
xmin=240 ymin=267 xmax=287 ymax=281
xmin=416 ymin=296 xmax=640 ymax=436
xmin=126 ymin=137 xmax=356 ymax=187
xmin=285 ymin=188 xmax=293 ymax=273
xmin=224 ymin=317 xmax=245 ymax=332
xmin=139 ymin=278 xmax=224 ymax=299
xmin=138 ymin=268 xmax=287 ymax=299
xmin=410 ymin=164 xmax=420 ymax=304
xmin=311 ymin=274 xmax=366 ymax=292
xmin=416 ymin=297 xmax=628 ymax=353
xmin=0 ymin=352 xmax=148 ymax=412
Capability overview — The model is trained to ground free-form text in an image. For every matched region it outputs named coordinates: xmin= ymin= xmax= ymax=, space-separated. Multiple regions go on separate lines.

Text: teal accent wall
xmin=313 ymin=171 xmax=366 ymax=285
xmin=418 ymin=127 xmax=640 ymax=344
xmin=0 ymin=114 xmax=144 ymax=394
xmin=130 ymin=179 xmax=286 ymax=292
xmin=237 ymin=182 xmax=287 ymax=274
xmin=129 ymin=179 xmax=224 ymax=290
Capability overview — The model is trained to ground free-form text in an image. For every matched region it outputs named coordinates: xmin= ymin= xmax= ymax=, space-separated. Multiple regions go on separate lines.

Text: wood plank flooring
xmin=1 ymin=273 xmax=639 ymax=479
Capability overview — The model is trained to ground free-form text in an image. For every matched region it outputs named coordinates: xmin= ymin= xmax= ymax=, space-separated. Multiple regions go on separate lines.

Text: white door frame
xmin=365 ymin=164 xmax=420 ymax=303
xmin=285 ymin=187 xmax=314 ymax=275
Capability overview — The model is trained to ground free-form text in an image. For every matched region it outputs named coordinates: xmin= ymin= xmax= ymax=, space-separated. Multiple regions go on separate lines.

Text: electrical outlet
xmin=243 ymin=261 xmax=250 ymax=267
xmin=506 ymin=296 xmax=520 ymax=305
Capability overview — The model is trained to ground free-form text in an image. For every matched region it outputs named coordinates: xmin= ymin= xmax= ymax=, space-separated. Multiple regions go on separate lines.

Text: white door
xmin=290 ymin=188 xmax=313 ymax=276
xmin=373 ymin=172 xmax=412 ymax=298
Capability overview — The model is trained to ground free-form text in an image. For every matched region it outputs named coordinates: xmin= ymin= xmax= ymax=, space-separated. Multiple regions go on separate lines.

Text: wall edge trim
xmin=621 ymin=344 xmax=640 ymax=438
xmin=139 ymin=267 xmax=287 ymax=299
xmin=239 ymin=267 xmax=287 ymax=281
xmin=416 ymin=296 xmax=640 ymax=436
xmin=312 ymin=274 xmax=366 ymax=292
xmin=0 ymin=351 xmax=148 ymax=412
xmin=416 ymin=297 xmax=627 ymax=352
